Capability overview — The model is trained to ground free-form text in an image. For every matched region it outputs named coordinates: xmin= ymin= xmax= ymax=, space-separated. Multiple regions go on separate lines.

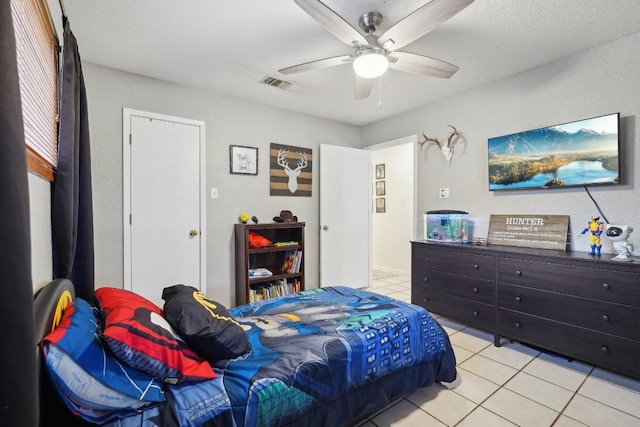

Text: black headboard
xmin=34 ymin=278 xmax=87 ymax=426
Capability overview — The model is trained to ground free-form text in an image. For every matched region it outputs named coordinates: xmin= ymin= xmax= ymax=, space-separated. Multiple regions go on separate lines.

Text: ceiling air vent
xmin=260 ymin=75 xmax=291 ymax=90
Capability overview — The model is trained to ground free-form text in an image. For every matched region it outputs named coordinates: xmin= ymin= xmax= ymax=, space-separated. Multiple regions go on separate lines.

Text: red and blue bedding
xmin=42 ymin=285 xmax=456 ymax=426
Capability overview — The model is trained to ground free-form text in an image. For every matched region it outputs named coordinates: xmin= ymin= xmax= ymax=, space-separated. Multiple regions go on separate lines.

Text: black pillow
xmin=162 ymin=285 xmax=250 ymax=362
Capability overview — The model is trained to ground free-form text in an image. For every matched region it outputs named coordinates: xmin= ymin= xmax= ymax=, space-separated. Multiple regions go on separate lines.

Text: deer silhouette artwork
xmin=418 ymin=125 xmax=461 ymax=167
xmin=277 ymin=148 xmax=308 ymax=193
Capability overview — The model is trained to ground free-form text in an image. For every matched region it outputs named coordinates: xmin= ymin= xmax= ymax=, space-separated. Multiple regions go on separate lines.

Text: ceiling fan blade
xmin=388 ymin=51 xmax=459 ymax=78
xmin=378 ymin=0 xmax=474 ymax=51
xmin=279 ymin=54 xmax=353 ymax=75
xmin=354 ymin=75 xmax=373 ymax=100
xmin=293 ymin=0 xmax=369 ymax=47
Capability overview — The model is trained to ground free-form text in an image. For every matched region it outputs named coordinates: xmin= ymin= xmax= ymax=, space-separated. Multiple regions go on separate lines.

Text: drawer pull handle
xmin=515 ymin=296 xmax=521 ymax=303
xmin=602 ymin=283 xmax=611 ymax=290
xmin=473 ymin=287 xmax=479 ymax=293
xmin=423 ymin=277 xmax=428 ymax=283
xmin=514 ymin=322 xmax=521 ymax=329
xmin=473 ymin=264 xmax=479 ymax=269
xmin=602 ymin=314 xmax=610 ymax=322
xmin=473 ymin=311 xmax=479 ymax=317
xmin=601 ymin=346 xmax=609 ymax=354
xmin=516 ymin=270 xmax=522 ymax=276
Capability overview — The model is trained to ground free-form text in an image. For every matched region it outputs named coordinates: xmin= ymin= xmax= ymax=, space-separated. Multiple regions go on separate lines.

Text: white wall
xmin=28 ymin=173 xmax=52 ymax=289
xmin=81 ymin=63 xmax=362 ymax=307
xmin=362 ymin=32 xmax=640 ymax=255
xmin=371 ymin=139 xmax=415 ymax=275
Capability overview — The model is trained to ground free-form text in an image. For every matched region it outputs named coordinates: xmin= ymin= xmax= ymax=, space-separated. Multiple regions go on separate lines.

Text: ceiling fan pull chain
xmin=378 ymin=77 xmax=382 ymax=108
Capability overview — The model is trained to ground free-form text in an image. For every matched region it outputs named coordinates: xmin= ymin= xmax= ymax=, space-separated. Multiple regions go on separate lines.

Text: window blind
xmin=11 ymin=0 xmax=58 ymax=181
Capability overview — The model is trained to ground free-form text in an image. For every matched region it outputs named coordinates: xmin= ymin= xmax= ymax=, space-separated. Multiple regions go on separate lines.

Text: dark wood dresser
xmin=411 ymin=241 xmax=640 ymax=378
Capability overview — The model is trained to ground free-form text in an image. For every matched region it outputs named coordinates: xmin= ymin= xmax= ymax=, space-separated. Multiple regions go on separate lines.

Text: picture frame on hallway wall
xmin=376 ymin=198 xmax=385 ymax=213
xmin=375 ymin=163 xmax=385 ymax=179
xmin=375 ymin=180 xmax=385 ymax=196
xmin=230 ymin=145 xmax=258 ymax=175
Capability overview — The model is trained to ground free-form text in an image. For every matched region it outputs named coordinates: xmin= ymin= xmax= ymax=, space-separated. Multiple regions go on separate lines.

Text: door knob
xmin=322 ymin=225 xmax=329 ymax=231
xmin=189 ymin=229 xmax=198 ymax=237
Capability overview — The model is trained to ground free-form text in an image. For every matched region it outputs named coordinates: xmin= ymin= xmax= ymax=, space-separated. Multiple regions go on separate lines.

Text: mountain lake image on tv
xmin=488 ymin=113 xmax=620 ymax=191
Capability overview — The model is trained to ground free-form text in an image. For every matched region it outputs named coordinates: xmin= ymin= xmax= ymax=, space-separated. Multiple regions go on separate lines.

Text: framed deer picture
xmin=269 ymin=143 xmax=312 ymax=197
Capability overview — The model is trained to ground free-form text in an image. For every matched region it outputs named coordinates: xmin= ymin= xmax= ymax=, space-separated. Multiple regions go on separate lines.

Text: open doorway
xmin=367 ymin=135 xmax=417 ymax=279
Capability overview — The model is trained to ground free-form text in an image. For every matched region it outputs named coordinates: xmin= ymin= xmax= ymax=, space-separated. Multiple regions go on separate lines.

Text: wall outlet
xmin=439 ymin=187 xmax=450 ymax=198
xmin=211 ymin=187 xmax=218 ymax=199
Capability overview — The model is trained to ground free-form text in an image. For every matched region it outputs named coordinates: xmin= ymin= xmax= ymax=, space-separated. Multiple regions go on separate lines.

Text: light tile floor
xmin=357 ymin=269 xmax=640 ymax=427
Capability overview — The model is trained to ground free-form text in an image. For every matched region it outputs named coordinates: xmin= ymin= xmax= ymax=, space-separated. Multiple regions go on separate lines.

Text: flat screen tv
xmin=488 ymin=112 xmax=620 ymax=191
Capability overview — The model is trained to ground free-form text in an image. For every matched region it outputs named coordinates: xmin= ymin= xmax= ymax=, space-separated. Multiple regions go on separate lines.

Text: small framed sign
xmin=230 ymin=145 xmax=258 ymax=175
xmin=487 ymin=214 xmax=569 ymax=250
xmin=375 ymin=180 xmax=386 ymax=196
xmin=375 ymin=164 xmax=385 ymax=179
xmin=375 ymin=198 xmax=386 ymax=213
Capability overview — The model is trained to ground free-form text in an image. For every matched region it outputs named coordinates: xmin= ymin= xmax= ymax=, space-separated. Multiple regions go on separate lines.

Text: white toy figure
xmin=604 ymin=224 xmax=634 ymax=262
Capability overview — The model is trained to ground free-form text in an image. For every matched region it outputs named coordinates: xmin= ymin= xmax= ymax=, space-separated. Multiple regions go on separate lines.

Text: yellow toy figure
xmin=239 ymin=212 xmax=250 ymax=224
xmin=581 ymin=216 xmax=604 ymax=256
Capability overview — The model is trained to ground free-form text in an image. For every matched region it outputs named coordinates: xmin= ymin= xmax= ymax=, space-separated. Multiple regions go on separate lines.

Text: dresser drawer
xmin=498 ymin=284 xmax=639 ymax=340
xmin=413 ymin=245 xmax=495 ymax=281
xmin=413 ymin=288 xmax=495 ymax=332
xmin=498 ymin=309 xmax=640 ymax=377
xmin=498 ymin=257 xmax=640 ymax=306
xmin=414 ymin=268 xmax=495 ymax=304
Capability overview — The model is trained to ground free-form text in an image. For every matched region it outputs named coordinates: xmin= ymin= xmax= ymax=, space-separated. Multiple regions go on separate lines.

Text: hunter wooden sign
xmin=487 ymin=214 xmax=569 ymax=250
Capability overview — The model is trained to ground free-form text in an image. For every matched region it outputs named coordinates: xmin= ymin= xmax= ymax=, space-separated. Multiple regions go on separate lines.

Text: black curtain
xmin=51 ymin=18 xmax=95 ymax=302
xmin=0 ymin=2 xmax=37 ymax=426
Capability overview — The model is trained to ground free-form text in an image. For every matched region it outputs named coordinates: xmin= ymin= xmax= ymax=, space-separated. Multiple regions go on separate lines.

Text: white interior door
xmin=123 ymin=109 xmax=206 ymax=305
xmin=319 ymin=144 xmax=371 ymax=288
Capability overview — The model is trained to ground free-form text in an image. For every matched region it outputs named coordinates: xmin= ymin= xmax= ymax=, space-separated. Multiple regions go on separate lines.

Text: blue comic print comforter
xmin=106 ymin=286 xmax=457 ymax=427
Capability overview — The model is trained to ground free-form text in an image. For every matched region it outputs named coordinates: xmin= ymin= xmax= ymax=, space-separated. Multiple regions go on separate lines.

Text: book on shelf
xmin=282 ymin=250 xmax=296 ymax=274
xmin=290 ymin=278 xmax=300 ymax=293
xmin=294 ymin=250 xmax=302 ymax=273
xmin=281 ymin=250 xmax=303 ymax=274
xmin=249 ymin=278 xmax=301 ymax=302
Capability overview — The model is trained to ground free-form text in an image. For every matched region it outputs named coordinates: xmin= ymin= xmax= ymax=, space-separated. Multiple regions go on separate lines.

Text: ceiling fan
xmin=278 ymin=0 xmax=475 ymax=100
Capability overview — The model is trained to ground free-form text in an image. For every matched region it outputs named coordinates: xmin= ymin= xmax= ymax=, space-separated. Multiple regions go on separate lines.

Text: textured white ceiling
xmin=61 ymin=0 xmax=640 ymax=126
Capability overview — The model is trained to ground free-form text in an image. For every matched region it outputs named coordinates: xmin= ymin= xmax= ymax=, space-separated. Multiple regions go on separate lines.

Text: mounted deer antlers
xmin=418 ymin=125 xmax=461 ymax=167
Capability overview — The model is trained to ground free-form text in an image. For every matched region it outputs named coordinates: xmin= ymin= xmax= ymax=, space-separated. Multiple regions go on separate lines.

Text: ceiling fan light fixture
xmin=353 ymin=47 xmax=388 ymax=79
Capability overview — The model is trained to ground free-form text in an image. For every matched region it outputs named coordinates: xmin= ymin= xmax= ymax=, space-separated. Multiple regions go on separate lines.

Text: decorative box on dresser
xmin=411 ymin=240 xmax=640 ymax=379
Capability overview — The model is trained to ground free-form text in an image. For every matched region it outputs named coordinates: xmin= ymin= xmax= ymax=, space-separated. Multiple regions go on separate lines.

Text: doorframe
xmin=122 ymin=108 xmax=207 ymax=291
xmin=365 ymin=134 xmax=418 ymax=274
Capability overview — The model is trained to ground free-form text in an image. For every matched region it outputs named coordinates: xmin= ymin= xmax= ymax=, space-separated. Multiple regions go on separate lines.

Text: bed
xmin=34 ymin=278 xmax=457 ymax=426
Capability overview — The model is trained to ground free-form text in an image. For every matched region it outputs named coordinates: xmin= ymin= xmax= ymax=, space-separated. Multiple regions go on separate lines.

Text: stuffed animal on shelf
xmin=581 ymin=216 xmax=604 ymax=256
